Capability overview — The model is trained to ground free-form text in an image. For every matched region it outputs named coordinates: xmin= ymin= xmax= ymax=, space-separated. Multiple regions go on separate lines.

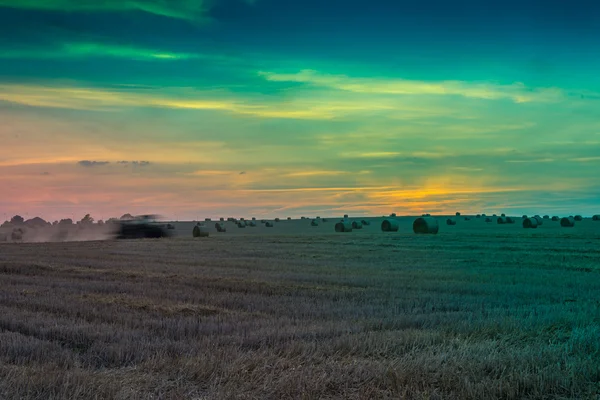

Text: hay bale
xmin=455 ymin=212 xmax=461 ymax=216
xmin=249 ymin=221 xmax=257 ymax=227
xmin=551 ymin=216 xmax=560 ymax=221
xmin=361 ymin=219 xmax=370 ymax=226
xmin=287 ymin=217 xmax=291 ymax=220
xmin=497 ymin=217 xmax=507 ymax=224
xmin=413 ymin=217 xmax=439 ymax=234
xmin=311 ymin=219 xmax=319 ymax=226
xmin=215 ymin=222 xmax=227 ymax=232
xmin=560 ymin=216 xmax=575 ymax=227
xmin=237 ymin=222 xmax=246 ymax=228
xmin=351 ymin=220 xmax=363 ymax=229
xmin=381 ymin=219 xmax=399 ymax=232
xmin=11 ymin=228 xmax=24 ymax=241
xmin=476 ymin=214 xmax=481 ymax=218
xmin=220 ymin=217 xmax=225 ymax=221
xmin=275 ymin=218 xmax=280 ymax=222
xmin=592 ymin=215 xmax=600 ymax=221
xmin=446 ymin=218 xmax=457 ymax=226
xmin=501 ymin=213 xmax=506 ymax=217
xmin=574 ymin=215 xmax=583 ymax=221
xmin=335 ymin=221 xmax=353 ymax=232
xmin=523 ymin=217 xmax=538 ymax=229
xmin=265 ymin=221 xmax=274 ymax=227
xmin=522 ymin=215 xmax=528 ymax=219
xmin=533 ymin=215 xmax=543 ymax=225
xmin=343 ymin=214 xmax=349 ymax=219
xmin=482 ymin=213 xmax=486 ymax=217
xmin=485 ymin=217 xmax=492 ymax=223
xmin=390 ymin=213 xmax=396 ymax=217
xmin=506 ymin=217 xmax=515 ymax=224
xmin=193 ymin=224 xmax=209 ymax=238
xmin=205 ymin=218 xmax=211 ymax=222
xmin=543 ymin=215 xmax=549 ymax=219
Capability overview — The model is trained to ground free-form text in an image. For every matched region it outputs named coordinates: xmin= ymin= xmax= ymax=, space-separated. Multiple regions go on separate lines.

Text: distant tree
xmin=10 ymin=215 xmax=24 ymax=225
xmin=120 ymin=213 xmax=134 ymax=220
xmin=59 ymin=218 xmax=73 ymax=225
xmin=97 ymin=220 xmax=104 ymax=225
xmin=80 ymin=214 xmax=94 ymax=225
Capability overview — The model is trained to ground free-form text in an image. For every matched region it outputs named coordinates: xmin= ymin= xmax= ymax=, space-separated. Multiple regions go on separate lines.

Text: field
xmin=0 ymin=216 xmax=599 ymax=399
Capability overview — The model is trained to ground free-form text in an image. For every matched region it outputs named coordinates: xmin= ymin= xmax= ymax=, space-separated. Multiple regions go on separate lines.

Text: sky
xmin=1 ymin=0 xmax=599 ymax=221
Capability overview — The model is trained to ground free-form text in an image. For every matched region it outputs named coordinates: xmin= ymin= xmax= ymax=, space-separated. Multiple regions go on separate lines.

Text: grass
xmin=0 ymin=230 xmax=599 ymax=399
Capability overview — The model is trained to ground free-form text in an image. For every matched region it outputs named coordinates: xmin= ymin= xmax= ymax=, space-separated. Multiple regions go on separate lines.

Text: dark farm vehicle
xmin=116 ymin=215 xmax=172 ymax=239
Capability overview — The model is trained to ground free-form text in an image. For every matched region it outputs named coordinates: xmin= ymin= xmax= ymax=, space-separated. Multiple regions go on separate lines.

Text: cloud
xmin=0 ymin=81 xmax=396 ymax=120
xmin=258 ymin=70 xmax=567 ymax=103
xmin=0 ymin=0 xmax=259 ymax=21
xmin=0 ymin=42 xmax=205 ymax=61
xmin=77 ymin=160 xmax=110 ymax=167
xmin=0 ymin=0 xmax=210 ymax=21
xmin=117 ymin=160 xmax=151 ymax=166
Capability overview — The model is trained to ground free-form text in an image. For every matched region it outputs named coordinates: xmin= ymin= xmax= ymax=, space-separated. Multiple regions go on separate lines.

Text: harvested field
xmin=0 ymin=218 xmax=600 ymax=399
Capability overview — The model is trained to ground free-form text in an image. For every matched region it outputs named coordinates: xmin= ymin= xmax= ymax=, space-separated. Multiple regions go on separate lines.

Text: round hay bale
xmin=485 ymin=217 xmax=492 ymax=223
xmin=361 ymin=219 xmax=370 ymax=226
xmin=492 ymin=214 xmax=497 ymax=217
xmin=249 ymin=221 xmax=257 ymax=227
xmin=551 ymin=216 xmax=560 ymax=221
xmin=275 ymin=218 xmax=280 ymax=222
xmin=381 ymin=219 xmax=399 ymax=232
xmin=543 ymin=215 xmax=549 ymax=219
xmin=522 ymin=215 xmax=527 ymax=219
xmin=592 ymin=215 xmax=600 ymax=221
xmin=335 ymin=221 xmax=353 ymax=232
xmin=205 ymin=218 xmax=211 ymax=222
xmin=455 ymin=212 xmax=461 ymax=216
xmin=446 ymin=218 xmax=457 ymax=226
xmin=237 ymin=222 xmax=246 ymax=228
xmin=251 ymin=217 xmax=256 ymax=221
xmin=343 ymin=214 xmax=349 ymax=219
xmin=560 ymin=216 xmax=575 ymax=227
xmin=482 ymin=213 xmax=486 ymax=217
xmin=506 ymin=217 xmax=515 ymax=224
xmin=501 ymin=213 xmax=506 ymax=217
xmin=287 ymin=217 xmax=291 ymax=220
xmin=497 ymin=217 xmax=507 ymax=224
xmin=265 ymin=221 xmax=274 ymax=227
xmin=220 ymin=217 xmax=224 ymax=221
xmin=574 ymin=215 xmax=583 ymax=221
xmin=390 ymin=213 xmax=396 ymax=217
xmin=193 ymin=225 xmax=209 ymax=238
xmin=413 ymin=217 xmax=439 ymax=234
xmin=11 ymin=228 xmax=24 ymax=241
xmin=311 ymin=219 xmax=319 ymax=226
xmin=476 ymin=214 xmax=481 ymax=218
xmin=215 ymin=222 xmax=226 ymax=232
xmin=351 ymin=220 xmax=363 ymax=229
xmin=523 ymin=217 xmax=538 ymax=229
xmin=533 ymin=215 xmax=543 ymax=225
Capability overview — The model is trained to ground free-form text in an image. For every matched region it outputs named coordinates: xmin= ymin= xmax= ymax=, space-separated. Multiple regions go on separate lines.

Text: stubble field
xmin=0 ymin=216 xmax=599 ymax=399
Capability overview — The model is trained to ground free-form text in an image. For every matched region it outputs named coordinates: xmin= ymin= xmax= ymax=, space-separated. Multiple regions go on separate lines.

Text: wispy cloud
xmin=258 ymin=70 xmax=567 ymax=103
xmin=0 ymin=82 xmax=397 ymax=119
xmin=0 ymin=0 xmax=211 ymax=21
xmin=0 ymin=42 xmax=207 ymax=61
xmin=77 ymin=160 xmax=110 ymax=167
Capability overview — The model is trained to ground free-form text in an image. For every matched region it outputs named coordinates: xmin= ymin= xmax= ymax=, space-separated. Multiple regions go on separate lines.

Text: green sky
xmin=1 ymin=0 xmax=599 ymax=220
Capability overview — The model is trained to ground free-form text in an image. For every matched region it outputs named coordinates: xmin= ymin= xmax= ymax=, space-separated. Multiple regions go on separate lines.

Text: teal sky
xmin=1 ymin=0 xmax=599 ymax=221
